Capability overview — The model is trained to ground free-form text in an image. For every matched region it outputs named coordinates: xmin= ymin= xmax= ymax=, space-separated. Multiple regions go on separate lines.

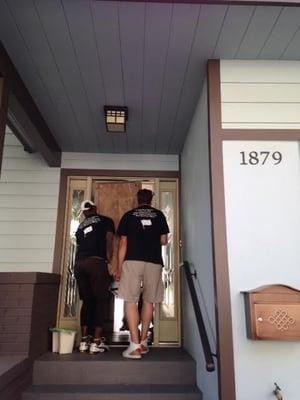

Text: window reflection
xmin=161 ymin=191 xmax=175 ymax=319
xmin=63 ymin=189 xmax=84 ymax=318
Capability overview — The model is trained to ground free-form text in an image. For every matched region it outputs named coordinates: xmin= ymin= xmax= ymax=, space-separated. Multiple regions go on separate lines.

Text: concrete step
xmin=33 ymin=348 xmax=196 ymax=386
xmin=22 ymin=384 xmax=202 ymax=400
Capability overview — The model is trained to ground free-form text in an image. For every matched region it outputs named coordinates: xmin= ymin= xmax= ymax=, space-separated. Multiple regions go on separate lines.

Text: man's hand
xmin=116 ymin=236 xmax=127 ymax=282
xmin=113 ymin=268 xmax=122 ymax=282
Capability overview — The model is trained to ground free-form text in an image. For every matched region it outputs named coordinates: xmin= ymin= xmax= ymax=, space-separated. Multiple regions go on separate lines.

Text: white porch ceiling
xmin=1 ymin=1 xmax=300 ymax=154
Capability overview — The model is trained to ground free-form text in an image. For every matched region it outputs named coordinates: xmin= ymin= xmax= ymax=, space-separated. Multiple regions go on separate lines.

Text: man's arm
xmin=106 ymin=231 xmax=114 ymax=263
xmin=160 ymin=234 xmax=168 ymax=246
xmin=114 ymin=236 xmax=127 ymax=281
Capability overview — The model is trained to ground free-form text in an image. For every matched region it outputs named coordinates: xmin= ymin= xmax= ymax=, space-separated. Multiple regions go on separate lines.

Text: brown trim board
xmin=103 ymin=0 xmax=300 ymax=6
xmin=0 ymin=77 xmax=9 ymax=175
xmin=207 ymin=58 xmax=300 ymax=400
xmin=52 ymin=168 xmax=179 ymax=274
xmin=0 ymin=42 xmax=61 ymax=167
xmin=207 ymin=59 xmax=236 ymax=400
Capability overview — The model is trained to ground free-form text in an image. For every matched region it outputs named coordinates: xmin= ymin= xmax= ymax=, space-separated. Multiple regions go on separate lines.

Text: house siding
xmin=181 ymin=79 xmax=218 ymax=400
xmin=220 ymin=61 xmax=300 ymax=400
xmin=0 ymin=132 xmax=60 ymax=273
xmin=61 ymin=152 xmax=179 ymax=171
xmin=0 ymin=131 xmax=179 ymax=274
xmin=221 ymin=60 xmax=300 ymax=129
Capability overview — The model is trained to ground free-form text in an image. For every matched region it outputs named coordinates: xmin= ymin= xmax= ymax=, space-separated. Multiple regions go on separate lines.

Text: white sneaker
xmin=89 ymin=341 xmax=109 ymax=354
xmin=122 ymin=341 xmax=142 ymax=359
xmin=79 ymin=340 xmax=89 ymax=353
xmin=140 ymin=339 xmax=149 ymax=354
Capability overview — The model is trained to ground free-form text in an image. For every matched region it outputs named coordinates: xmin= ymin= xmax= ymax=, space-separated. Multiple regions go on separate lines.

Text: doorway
xmin=56 ymin=175 xmax=180 ymax=347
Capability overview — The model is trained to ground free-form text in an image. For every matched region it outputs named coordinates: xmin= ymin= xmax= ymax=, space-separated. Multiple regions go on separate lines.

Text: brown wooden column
xmin=0 ymin=77 xmax=9 ymax=175
xmin=207 ymin=59 xmax=236 ymax=400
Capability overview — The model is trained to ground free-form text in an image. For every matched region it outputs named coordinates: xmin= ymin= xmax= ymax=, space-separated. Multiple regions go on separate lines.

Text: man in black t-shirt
xmin=116 ymin=189 xmax=169 ymax=359
xmin=74 ymin=200 xmax=115 ymax=354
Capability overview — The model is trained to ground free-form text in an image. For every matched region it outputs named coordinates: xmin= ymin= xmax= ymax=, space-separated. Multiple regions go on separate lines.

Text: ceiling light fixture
xmin=104 ymin=105 xmax=128 ymax=133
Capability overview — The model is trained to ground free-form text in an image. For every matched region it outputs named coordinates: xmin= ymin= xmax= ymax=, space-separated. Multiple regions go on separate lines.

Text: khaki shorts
xmin=118 ymin=260 xmax=164 ymax=303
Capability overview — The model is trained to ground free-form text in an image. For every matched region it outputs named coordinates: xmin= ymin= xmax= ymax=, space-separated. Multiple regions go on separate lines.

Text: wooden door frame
xmin=207 ymin=59 xmax=300 ymax=400
xmin=52 ymin=168 xmax=180 ymax=345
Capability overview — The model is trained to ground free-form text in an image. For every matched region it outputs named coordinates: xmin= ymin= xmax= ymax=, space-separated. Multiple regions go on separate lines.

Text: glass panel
xmin=63 ymin=189 xmax=84 ymax=318
xmin=161 ymin=191 xmax=175 ymax=319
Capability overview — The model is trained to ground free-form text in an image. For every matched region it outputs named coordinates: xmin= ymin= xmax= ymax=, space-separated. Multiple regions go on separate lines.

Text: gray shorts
xmin=118 ymin=260 xmax=164 ymax=303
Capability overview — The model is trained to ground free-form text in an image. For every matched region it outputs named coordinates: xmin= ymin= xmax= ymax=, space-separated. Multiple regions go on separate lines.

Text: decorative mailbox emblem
xmin=243 ymin=285 xmax=300 ymax=340
xmin=268 ymin=309 xmax=296 ymax=331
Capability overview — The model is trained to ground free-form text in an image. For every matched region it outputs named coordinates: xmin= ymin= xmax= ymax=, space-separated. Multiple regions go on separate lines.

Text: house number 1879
xmin=240 ymin=151 xmax=282 ymax=166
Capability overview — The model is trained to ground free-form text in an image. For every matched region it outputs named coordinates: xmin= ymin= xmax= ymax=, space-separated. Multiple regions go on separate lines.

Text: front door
xmin=57 ymin=176 xmax=180 ymax=346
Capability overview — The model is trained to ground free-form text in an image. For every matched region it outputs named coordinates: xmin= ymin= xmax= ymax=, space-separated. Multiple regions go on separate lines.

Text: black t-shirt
xmin=117 ymin=205 xmax=170 ymax=265
xmin=75 ymin=213 xmax=115 ymax=260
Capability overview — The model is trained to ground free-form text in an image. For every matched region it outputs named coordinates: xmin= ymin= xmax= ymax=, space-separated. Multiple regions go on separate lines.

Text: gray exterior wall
xmin=181 ymin=79 xmax=218 ymax=400
xmin=0 ymin=131 xmax=60 ymax=273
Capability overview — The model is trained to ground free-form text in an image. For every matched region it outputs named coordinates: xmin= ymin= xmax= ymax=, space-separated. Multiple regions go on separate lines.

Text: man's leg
xmin=124 ymin=301 xmax=140 ymax=344
xmin=140 ymin=301 xmax=154 ymax=342
xmin=75 ymin=259 xmax=92 ymax=352
xmin=141 ymin=263 xmax=164 ymax=353
xmin=118 ymin=261 xmax=144 ymax=358
xmin=89 ymin=259 xmax=110 ymax=353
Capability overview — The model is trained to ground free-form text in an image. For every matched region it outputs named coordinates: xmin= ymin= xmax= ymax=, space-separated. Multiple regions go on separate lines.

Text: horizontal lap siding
xmin=62 ymin=152 xmax=179 ymax=171
xmin=0 ymin=132 xmax=60 ymax=273
xmin=220 ymin=60 xmax=300 ymax=129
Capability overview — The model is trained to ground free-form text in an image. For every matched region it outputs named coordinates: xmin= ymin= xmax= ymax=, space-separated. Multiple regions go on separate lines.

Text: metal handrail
xmin=183 ymin=261 xmax=216 ymax=372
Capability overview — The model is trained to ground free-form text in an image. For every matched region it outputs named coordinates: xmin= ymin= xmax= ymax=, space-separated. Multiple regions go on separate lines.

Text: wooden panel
xmin=221 ymin=59 xmax=300 ymax=82
xmin=0 ymin=169 xmax=59 ymax=184
xmin=60 ymin=0 xmax=114 ymax=152
xmin=155 ymin=4 xmax=200 ymax=153
xmin=169 ymin=5 xmax=227 ymax=153
xmin=1 ymin=249 xmax=54 ymax=263
xmin=1 ymin=221 xmax=56 ymax=235
xmin=0 ymin=6 xmax=61 ymax=166
xmin=222 ymin=103 xmax=300 ymax=123
xmin=116 ymin=2 xmax=145 ymax=153
xmin=61 ymin=152 xmax=179 ymax=171
xmin=254 ymin=304 xmax=300 ymax=340
xmin=235 ymin=6 xmax=282 ymax=59
xmin=0 ymin=209 xmax=56 ymax=222
xmin=258 ymin=7 xmax=300 ymax=59
xmin=0 ymin=263 xmax=52 ymax=272
xmin=94 ymin=181 xmax=142 ymax=274
xmin=244 ymin=285 xmax=300 ymax=341
xmin=0 ymin=195 xmax=58 ymax=209
xmin=223 ymin=122 xmax=300 ymax=129
xmin=141 ymin=3 xmax=173 ymax=153
xmin=4 ymin=132 xmax=20 ymax=146
xmin=0 ymin=235 xmax=55 ymax=248
xmin=3 ymin=0 xmax=73 ymax=150
xmin=0 ymin=133 xmax=59 ymax=272
xmin=213 ymin=5 xmax=255 ymax=58
xmin=3 ymin=145 xmax=37 ymax=159
xmin=90 ymin=1 xmax=127 ymax=153
xmin=0 ymin=182 xmax=59 ymax=196
xmin=33 ymin=0 xmax=98 ymax=152
xmin=281 ymin=26 xmax=300 ymax=59
xmin=2 ymin=156 xmax=54 ymax=171
xmin=221 ymin=83 xmax=300 ymax=102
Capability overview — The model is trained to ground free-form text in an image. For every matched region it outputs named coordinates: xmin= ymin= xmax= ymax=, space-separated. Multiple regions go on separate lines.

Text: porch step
xmin=22 ymin=348 xmax=202 ymax=400
xmin=32 ymin=348 xmax=196 ymax=385
xmin=22 ymin=384 xmax=202 ymax=399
